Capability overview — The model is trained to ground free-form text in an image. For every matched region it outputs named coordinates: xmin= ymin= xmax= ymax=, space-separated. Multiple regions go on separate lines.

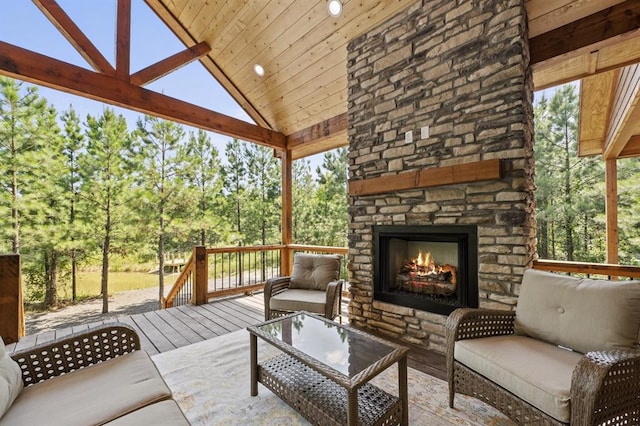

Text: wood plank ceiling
xmin=0 ymin=0 xmax=639 ymax=159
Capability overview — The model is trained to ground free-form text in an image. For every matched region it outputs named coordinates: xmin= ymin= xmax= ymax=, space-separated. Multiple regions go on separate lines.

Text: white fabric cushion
xmin=514 ymin=269 xmax=640 ymax=353
xmin=289 ymin=253 xmax=341 ymax=291
xmin=0 ymin=337 xmax=23 ymax=419
xmin=269 ymin=289 xmax=327 ymax=315
xmin=455 ymin=335 xmax=583 ymax=423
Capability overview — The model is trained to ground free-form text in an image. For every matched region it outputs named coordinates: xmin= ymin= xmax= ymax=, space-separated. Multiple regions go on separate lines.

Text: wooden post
xmin=280 ymin=149 xmax=294 ymax=276
xmin=0 ymin=254 xmax=24 ymax=344
xmin=193 ymin=246 xmax=208 ymax=305
xmin=605 ymin=158 xmax=619 ymax=264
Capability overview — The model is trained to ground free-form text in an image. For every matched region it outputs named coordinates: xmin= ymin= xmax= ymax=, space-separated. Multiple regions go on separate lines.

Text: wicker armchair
xmin=264 ymin=253 xmax=343 ymax=320
xmin=446 ymin=269 xmax=640 ymax=426
xmin=10 ymin=323 xmax=141 ymax=386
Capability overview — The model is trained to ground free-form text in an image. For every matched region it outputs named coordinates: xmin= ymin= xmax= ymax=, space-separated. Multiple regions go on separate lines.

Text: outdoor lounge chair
xmin=263 ymin=253 xmax=343 ymax=320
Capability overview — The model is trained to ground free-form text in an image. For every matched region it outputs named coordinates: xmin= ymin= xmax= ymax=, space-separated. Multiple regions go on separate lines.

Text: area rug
xmin=152 ymin=330 xmax=514 ymax=425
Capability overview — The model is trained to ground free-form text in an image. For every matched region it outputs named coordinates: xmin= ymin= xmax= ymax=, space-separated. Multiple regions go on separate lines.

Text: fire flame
xmin=413 ymin=250 xmax=436 ymax=275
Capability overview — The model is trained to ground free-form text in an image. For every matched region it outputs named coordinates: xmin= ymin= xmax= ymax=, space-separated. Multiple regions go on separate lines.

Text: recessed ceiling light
xmin=253 ymin=64 xmax=265 ymax=77
xmin=327 ymin=0 xmax=342 ymax=18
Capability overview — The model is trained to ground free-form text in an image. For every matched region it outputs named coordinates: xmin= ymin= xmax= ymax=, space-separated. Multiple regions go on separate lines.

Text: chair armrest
xmin=264 ymin=276 xmax=292 ymax=320
xmin=324 ymin=280 xmax=343 ymax=319
xmin=10 ymin=322 xmax=141 ymax=387
xmin=445 ymin=308 xmax=516 ymax=377
xmin=570 ymin=350 xmax=640 ymax=425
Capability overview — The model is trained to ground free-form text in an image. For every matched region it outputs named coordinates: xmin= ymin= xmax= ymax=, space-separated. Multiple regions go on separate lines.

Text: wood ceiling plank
xmin=116 ymin=0 xmax=131 ymax=81
xmin=527 ymin=0 xmax=626 ymax=37
xmin=130 ymin=41 xmax=211 ymax=86
xmin=291 ymin=132 xmax=348 ymax=160
xmin=529 ymin=0 xmax=640 ymax=65
xmin=280 ymin=100 xmax=347 ymax=136
xmin=195 ymin=1 xmax=262 ymax=57
xmin=272 ymin=82 xmax=346 ymax=127
xmin=220 ymin=0 xmax=321 ymax=81
xmin=604 ymin=64 xmax=640 ymax=158
xmin=32 ymin=0 xmax=115 ymax=75
xmin=619 ymin=135 xmax=640 ymax=158
xmin=578 ymin=70 xmax=617 ymax=156
xmin=0 ymin=41 xmax=285 ymax=149
xmin=262 ymin=73 xmax=346 ymax=120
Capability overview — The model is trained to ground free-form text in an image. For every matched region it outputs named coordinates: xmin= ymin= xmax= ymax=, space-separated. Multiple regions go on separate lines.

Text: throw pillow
xmin=0 ymin=337 xmax=23 ymax=419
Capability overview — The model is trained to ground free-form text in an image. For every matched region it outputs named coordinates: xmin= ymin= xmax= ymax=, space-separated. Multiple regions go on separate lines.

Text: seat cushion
xmin=289 ymin=253 xmax=341 ymax=291
xmin=104 ymin=400 xmax=189 ymax=426
xmin=0 ymin=350 xmax=172 ymax=426
xmin=515 ymin=269 xmax=640 ymax=353
xmin=0 ymin=338 xmax=23 ymax=419
xmin=269 ymin=289 xmax=327 ymax=315
xmin=455 ymin=335 xmax=583 ymax=423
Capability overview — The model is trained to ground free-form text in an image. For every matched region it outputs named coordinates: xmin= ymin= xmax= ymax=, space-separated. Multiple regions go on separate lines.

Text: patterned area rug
xmin=152 ymin=330 xmax=514 ymax=425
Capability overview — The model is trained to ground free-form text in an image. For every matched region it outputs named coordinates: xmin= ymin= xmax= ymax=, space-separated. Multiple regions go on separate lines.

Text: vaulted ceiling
xmin=1 ymin=0 xmax=639 ymax=159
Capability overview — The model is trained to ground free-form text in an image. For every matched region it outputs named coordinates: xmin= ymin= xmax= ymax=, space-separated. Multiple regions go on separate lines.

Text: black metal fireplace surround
xmin=373 ymin=225 xmax=478 ymax=315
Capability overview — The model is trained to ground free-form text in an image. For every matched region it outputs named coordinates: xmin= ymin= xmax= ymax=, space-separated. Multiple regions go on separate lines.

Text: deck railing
xmin=532 ymin=259 xmax=640 ymax=279
xmin=162 ymin=243 xmax=349 ymax=308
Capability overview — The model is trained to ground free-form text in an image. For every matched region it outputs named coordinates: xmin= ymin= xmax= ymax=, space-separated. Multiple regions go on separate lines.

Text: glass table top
xmin=254 ymin=312 xmax=397 ymax=378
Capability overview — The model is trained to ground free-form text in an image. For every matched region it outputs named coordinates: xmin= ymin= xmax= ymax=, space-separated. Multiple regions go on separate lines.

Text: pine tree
xmin=221 ymin=138 xmax=247 ymax=244
xmin=81 ymin=109 xmax=133 ymax=313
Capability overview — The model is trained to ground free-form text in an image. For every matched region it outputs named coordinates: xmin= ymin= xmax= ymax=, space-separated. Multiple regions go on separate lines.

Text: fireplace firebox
xmin=373 ymin=225 xmax=478 ymax=315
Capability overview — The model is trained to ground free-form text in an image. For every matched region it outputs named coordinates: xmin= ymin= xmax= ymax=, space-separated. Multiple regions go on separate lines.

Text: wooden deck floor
xmin=7 ymin=293 xmax=446 ymax=380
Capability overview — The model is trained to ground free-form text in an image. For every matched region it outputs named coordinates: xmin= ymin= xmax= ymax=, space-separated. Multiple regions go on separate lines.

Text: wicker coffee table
xmin=247 ymin=312 xmax=409 ymax=426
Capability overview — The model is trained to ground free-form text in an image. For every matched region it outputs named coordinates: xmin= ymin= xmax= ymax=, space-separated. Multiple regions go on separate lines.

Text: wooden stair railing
xmin=162 ymin=250 xmax=195 ymax=308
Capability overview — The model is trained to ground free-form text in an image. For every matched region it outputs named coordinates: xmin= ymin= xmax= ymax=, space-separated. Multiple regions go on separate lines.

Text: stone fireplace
xmin=374 ymin=225 xmax=478 ymax=315
xmin=346 ymin=0 xmax=536 ymax=353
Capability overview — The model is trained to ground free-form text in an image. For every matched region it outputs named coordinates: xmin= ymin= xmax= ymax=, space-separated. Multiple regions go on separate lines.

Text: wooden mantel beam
xmin=131 ymin=42 xmax=211 ymax=86
xmin=0 ymin=41 xmax=285 ymax=149
xmin=32 ymin=0 xmax=115 ymax=75
xmin=530 ymin=0 xmax=640 ymax=65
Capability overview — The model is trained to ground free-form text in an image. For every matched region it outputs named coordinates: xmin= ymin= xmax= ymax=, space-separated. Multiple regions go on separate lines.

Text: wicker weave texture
xmin=10 ymin=323 xmax=140 ymax=387
xmin=259 ymin=354 xmax=402 ymax=426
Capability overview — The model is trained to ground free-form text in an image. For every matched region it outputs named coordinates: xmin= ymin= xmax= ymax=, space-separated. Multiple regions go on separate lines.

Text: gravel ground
xmin=25 ymin=287 xmax=161 ymax=335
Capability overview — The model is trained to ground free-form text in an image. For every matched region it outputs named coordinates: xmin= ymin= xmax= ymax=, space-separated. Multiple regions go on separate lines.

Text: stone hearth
xmin=346 ymin=0 xmax=535 ymax=353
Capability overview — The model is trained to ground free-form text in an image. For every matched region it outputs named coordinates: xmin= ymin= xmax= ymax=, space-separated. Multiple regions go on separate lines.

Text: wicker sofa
xmin=446 ymin=268 xmax=640 ymax=425
xmin=0 ymin=323 xmax=188 ymax=425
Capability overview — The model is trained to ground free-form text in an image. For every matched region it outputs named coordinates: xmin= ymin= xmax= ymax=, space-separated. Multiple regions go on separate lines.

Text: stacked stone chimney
xmin=346 ymin=0 xmax=535 ymax=353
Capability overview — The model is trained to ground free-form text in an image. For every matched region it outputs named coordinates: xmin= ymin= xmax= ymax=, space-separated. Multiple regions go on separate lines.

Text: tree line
xmin=534 ymin=84 xmax=640 ymax=264
xmin=0 ymin=77 xmax=347 ymax=312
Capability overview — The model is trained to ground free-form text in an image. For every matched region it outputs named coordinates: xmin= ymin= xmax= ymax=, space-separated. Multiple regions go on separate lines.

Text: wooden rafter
xmin=143 ymin=0 xmax=273 ymax=130
xmin=530 ymin=0 xmax=640 ymax=65
xmin=287 ymin=113 xmax=348 ymax=160
xmin=130 ymin=41 xmax=211 ymax=86
xmin=116 ymin=0 xmax=131 ymax=81
xmin=0 ymin=42 xmax=285 ymax=149
xmin=31 ymin=0 xmax=115 ymax=75
xmin=603 ymin=64 xmax=640 ymax=159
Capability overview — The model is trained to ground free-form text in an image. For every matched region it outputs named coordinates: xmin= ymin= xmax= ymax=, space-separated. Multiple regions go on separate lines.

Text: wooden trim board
xmin=348 ymin=159 xmax=502 ymax=196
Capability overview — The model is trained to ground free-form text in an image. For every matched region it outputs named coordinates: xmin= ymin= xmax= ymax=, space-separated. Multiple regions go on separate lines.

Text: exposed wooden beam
xmin=533 ymin=30 xmax=640 ymax=90
xmin=280 ymin=149 xmax=293 ymax=275
xmin=287 ymin=113 xmax=348 ymax=159
xmin=143 ymin=0 xmax=273 ymax=130
xmin=131 ymin=41 xmax=211 ymax=86
xmin=348 ymin=159 xmax=502 ymax=197
xmin=31 ymin=0 xmax=115 ymax=75
xmin=116 ymin=0 xmax=131 ymax=81
xmin=578 ymin=70 xmax=617 ymax=156
xmin=0 ymin=41 xmax=285 ymax=149
xmin=619 ymin=134 xmax=640 ymax=157
xmin=530 ymin=0 xmax=640 ymax=65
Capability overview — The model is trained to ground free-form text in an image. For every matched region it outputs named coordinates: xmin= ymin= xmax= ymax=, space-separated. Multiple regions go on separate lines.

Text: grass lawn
xmin=69 ymin=271 xmax=174 ymax=298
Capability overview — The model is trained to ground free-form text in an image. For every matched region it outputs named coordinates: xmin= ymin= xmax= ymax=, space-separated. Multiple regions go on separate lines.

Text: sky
xmin=0 ymin=1 xmax=326 ymax=167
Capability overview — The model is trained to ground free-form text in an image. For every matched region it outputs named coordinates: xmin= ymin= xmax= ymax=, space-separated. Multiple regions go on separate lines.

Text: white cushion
xmin=515 ymin=269 xmax=640 ymax=353
xmin=0 ymin=337 xmax=23 ymax=419
xmin=269 ymin=289 xmax=327 ymax=315
xmin=455 ymin=335 xmax=582 ymax=423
